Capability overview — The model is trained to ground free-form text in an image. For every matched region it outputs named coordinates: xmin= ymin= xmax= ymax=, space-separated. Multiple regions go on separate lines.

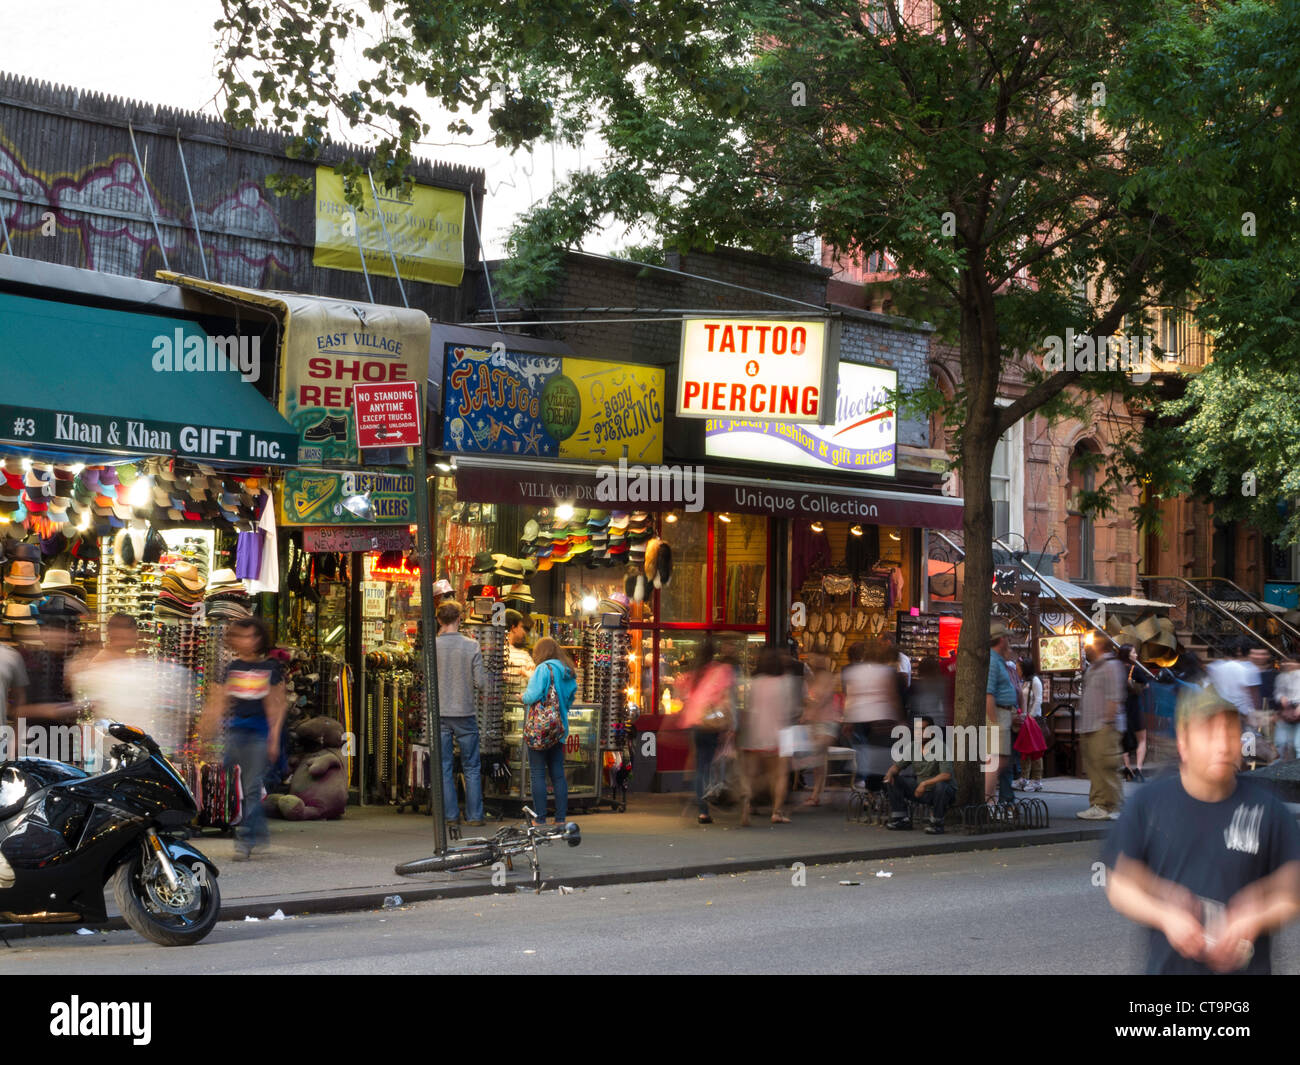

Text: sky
xmin=0 ymin=0 xmax=618 ymax=258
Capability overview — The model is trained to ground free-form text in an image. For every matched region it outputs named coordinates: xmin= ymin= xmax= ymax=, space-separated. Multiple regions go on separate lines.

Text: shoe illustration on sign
xmin=292 ymin=476 xmax=337 ymax=519
xmin=303 ymin=415 xmax=349 ymax=442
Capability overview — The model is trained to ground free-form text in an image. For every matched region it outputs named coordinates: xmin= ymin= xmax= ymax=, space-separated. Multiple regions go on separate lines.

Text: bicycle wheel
xmin=395 ymin=847 xmax=496 ymax=875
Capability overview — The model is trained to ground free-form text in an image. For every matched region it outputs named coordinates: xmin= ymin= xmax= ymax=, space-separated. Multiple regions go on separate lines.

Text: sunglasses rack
xmin=96 ymin=539 xmax=162 ymax=654
xmin=467 ymin=622 xmax=506 ymax=754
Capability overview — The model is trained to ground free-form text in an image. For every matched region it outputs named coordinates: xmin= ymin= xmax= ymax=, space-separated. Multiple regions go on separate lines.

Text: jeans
xmin=440 ymin=715 xmax=484 ymax=822
xmin=528 ymin=742 xmax=568 ymax=822
xmin=225 ymin=728 xmax=269 ymax=848
xmin=694 ymin=730 xmax=720 ymax=814
xmin=887 ymin=773 xmax=956 ymax=822
xmin=1275 ymin=719 xmax=1300 ymax=757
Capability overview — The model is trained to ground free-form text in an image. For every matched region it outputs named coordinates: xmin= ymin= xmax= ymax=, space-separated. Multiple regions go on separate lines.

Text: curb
xmin=2 ymin=824 xmax=1109 ymax=941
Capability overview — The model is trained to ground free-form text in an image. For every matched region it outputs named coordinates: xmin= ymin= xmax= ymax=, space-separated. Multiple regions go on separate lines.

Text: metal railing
xmin=1140 ymin=576 xmax=1287 ymax=660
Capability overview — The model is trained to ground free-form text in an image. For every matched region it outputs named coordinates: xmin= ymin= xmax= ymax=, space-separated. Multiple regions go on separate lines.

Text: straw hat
xmin=170 ymin=561 xmax=206 ymax=593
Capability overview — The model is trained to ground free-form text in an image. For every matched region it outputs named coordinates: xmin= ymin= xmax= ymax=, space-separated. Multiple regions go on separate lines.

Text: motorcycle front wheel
xmin=112 ymin=850 xmax=221 ymax=947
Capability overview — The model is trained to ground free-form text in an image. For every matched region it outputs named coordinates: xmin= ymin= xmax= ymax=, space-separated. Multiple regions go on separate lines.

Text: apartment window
xmin=990 ymin=411 xmax=1024 ymax=545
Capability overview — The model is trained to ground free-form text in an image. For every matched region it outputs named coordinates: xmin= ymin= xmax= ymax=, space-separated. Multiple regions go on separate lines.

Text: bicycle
xmin=394 ymin=807 xmax=581 ymax=888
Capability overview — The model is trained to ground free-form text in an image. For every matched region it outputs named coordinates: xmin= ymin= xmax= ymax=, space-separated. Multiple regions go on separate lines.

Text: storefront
xmin=0 ymin=260 xmax=300 ymax=821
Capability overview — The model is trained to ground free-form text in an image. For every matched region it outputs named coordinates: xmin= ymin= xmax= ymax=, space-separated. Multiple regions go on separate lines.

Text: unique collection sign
xmin=280 ymin=469 xmax=417 ymax=526
xmin=705 ymin=363 xmax=895 ymax=475
xmin=677 ymin=317 xmax=836 ymax=424
xmin=313 ymin=167 xmax=466 ymax=287
xmin=442 ymin=343 xmax=664 ymax=463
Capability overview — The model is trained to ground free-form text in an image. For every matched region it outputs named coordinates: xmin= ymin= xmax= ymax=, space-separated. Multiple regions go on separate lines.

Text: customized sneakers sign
xmin=676 ymin=317 xmax=839 ymax=425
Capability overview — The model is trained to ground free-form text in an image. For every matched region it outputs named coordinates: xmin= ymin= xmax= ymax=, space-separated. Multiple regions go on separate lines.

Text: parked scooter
xmin=0 ymin=721 xmax=221 ymax=946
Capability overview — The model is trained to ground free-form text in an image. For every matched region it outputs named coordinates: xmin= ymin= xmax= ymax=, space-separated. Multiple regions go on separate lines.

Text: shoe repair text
xmin=49 ymin=997 xmax=151 ymax=1046
xmin=890 ymin=718 xmax=997 ymax=773
xmin=151 ymin=329 xmax=261 ymax=383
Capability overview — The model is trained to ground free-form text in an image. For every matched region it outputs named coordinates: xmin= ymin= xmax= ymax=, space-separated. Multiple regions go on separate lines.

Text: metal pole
xmin=174 ymin=131 xmax=209 ymax=280
xmin=0 ymin=203 xmax=11 ymax=255
xmin=352 ymin=205 xmax=375 ymax=303
xmin=366 ymin=170 xmax=409 ymax=309
xmin=468 ymin=194 xmax=502 ymax=331
xmin=414 ymin=382 xmax=447 ymax=853
xmin=127 ymin=123 xmax=170 ymax=271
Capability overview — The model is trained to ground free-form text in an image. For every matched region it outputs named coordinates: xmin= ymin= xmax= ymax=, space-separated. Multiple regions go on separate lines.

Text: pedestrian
xmin=1206 ymin=639 xmax=1261 ymax=720
xmin=907 ymin=655 xmax=947 ymax=728
xmin=740 ymin=646 xmax=795 ymax=825
xmin=799 ymin=652 xmax=841 ymax=807
xmin=200 ymin=616 xmax=285 ymax=860
xmin=883 ymin=716 xmax=957 ymax=834
xmin=0 ymin=619 xmax=26 ymax=745
xmin=1014 ymin=656 xmax=1045 ymax=791
xmin=678 ymin=635 xmax=738 ymax=824
xmin=18 ymin=616 xmax=80 ymax=759
xmin=985 ymin=623 xmax=1019 ymax=805
xmin=842 ymin=639 xmax=901 ymax=791
xmin=1103 ymin=685 xmax=1300 ymax=973
xmin=1273 ymin=656 xmax=1300 ymax=760
xmin=1075 ymin=633 xmax=1126 ymax=821
xmin=881 ymin=632 xmax=911 ymax=689
xmin=433 ymin=600 xmax=486 ymax=827
xmin=1118 ymin=644 xmax=1149 ymax=783
xmin=521 ymin=637 xmax=577 ymax=826
xmin=503 ymin=608 xmax=535 ymax=698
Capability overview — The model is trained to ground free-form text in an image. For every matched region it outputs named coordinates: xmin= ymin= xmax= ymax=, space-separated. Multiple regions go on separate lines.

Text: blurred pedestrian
xmin=1104 ymin=685 xmax=1300 ymax=973
xmin=843 ymin=639 xmax=901 ymax=791
xmin=522 ymin=637 xmax=577 ymax=826
xmin=1118 ymin=644 xmax=1149 ymax=783
xmin=1274 ymin=656 xmax=1300 ymax=760
xmin=908 ymin=655 xmax=947 ymax=728
xmin=1076 ymin=634 xmax=1125 ymax=821
xmin=800 ymin=652 xmax=841 ymax=807
xmin=678 ymin=635 xmax=738 ymax=824
xmin=741 ymin=646 xmax=795 ymax=825
xmin=200 ymin=616 xmax=285 ymax=859
xmin=18 ymin=617 xmax=80 ymax=760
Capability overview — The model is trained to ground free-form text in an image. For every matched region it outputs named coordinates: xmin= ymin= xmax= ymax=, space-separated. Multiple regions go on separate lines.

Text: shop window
xmin=658 ymin=510 xmax=708 ymax=623
xmin=713 ymin=512 xmax=768 ymax=625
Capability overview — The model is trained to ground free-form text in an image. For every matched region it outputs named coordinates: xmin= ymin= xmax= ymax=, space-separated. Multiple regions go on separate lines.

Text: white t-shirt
xmin=1024 ymin=675 xmax=1043 ymax=717
xmin=842 ymin=663 xmax=900 ymax=723
xmin=72 ymin=656 xmax=190 ymax=755
xmin=898 ymin=653 xmax=912 ymax=687
xmin=1206 ymin=659 xmax=1259 ymax=717
xmin=0 ymin=643 xmax=29 ymax=720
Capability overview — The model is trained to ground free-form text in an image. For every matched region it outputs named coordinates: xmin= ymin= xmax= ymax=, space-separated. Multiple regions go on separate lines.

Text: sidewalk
xmin=6 ymin=775 xmax=1138 ymax=938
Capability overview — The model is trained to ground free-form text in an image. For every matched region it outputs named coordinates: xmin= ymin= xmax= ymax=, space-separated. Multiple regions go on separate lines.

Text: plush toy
xmin=264 ymin=716 xmax=348 ymax=821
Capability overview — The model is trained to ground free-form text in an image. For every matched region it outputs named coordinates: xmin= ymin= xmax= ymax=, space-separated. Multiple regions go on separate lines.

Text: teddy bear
xmin=264 ymin=716 xmax=348 ymax=821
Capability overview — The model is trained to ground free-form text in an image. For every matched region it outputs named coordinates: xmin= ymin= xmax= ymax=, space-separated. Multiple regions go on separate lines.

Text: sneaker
xmin=1106 ymin=809 xmax=1122 ymax=820
xmin=1013 ymin=778 xmax=1027 ymax=791
xmin=1134 ymin=768 xmax=1145 ymax=783
xmin=1122 ymin=767 xmax=1134 ymax=781
xmin=1076 ymin=805 xmax=1110 ymax=820
xmin=885 ymin=817 xmax=913 ymax=831
xmin=232 ymin=844 xmax=252 ymax=862
xmin=924 ymin=820 xmax=945 ymax=835
xmin=465 ymin=820 xmax=486 ymax=827
xmin=1028 ymin=780 xmax=1043 ymax=792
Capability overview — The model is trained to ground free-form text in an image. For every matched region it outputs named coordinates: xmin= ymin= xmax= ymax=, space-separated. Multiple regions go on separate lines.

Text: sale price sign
xmin=353 ymin=381 xmax=422 ymax=449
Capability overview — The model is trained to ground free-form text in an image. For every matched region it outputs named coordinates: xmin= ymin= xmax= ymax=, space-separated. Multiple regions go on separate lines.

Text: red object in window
xmin=938 ymin=616 xmax=962 ymax=659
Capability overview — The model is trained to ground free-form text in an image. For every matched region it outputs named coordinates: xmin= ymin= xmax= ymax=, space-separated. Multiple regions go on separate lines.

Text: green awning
xmin=0 ymin=291 xmax=298 ymax=465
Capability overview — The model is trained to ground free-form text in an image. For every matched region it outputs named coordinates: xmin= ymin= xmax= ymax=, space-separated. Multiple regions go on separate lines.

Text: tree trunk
xmin=953 ymin=280 xmax=1002 ymax=807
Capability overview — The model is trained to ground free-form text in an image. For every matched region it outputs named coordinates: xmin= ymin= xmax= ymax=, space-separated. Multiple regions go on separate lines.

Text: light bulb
xmin=20 ymin=458 xmax=31 ymax=471
xmin=581 ymin=594 xmax=598 ymax=613
xmin=811 ymin=521 xmax=824 ymax=533
xmin=128 ymin=476 xmax=152 ymax=508
xmin=70 ymin=464 xmax=84 ymax=476
xmin=665 ymin=512 xmax=678 ymax=523
xmin=889 ymin=531 xmax=901 ymax=541
xmin=77 ymin=512 xmax=91 ymax=531
xmin=850 ymin=524 xmax=864 ymax=537
xmin=717 ymin=513 xmax=732 ymax=523
xmin=556 ymin=503 xmax=575 ymax=522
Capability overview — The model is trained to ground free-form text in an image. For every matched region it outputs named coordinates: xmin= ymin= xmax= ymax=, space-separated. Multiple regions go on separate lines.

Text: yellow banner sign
xmin=314 ymin=167 xmax=466 ymax=287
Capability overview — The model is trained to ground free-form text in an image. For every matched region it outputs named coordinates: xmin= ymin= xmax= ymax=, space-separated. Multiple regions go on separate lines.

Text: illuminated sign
xmin=705 ymin=363 xmax=895 ymax=474
xmin=677 ymin=317 xmax=837 ymax=424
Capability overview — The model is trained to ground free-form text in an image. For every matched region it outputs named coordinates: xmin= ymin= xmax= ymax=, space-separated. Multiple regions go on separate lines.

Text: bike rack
xmin=959 ymin=798 xmax=1050 ymax=834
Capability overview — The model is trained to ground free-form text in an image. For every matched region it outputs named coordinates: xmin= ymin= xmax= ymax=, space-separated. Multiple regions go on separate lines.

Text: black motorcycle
xmin=0 ymin=721 xmax=221 ymax=946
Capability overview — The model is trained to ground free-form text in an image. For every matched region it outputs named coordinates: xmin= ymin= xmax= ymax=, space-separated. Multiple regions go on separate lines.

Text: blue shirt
xmin=521 ymin=659 xmax=577 ymax=738
xmin=987 ymin=650 xmax=1018 ymax=707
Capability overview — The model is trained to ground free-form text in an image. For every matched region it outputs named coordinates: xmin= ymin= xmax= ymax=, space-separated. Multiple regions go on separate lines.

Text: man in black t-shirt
xmin=1103 ymin=685 xmax=1300 ymax=973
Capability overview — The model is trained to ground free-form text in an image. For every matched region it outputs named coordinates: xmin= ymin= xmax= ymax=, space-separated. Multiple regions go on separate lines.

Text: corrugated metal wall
xmin=0 ymin=73 xmax=484 ymax=320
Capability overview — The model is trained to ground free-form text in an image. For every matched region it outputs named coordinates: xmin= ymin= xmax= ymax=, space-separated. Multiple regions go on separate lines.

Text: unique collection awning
xmin=0 ymin=291 xmax=299 ymax=466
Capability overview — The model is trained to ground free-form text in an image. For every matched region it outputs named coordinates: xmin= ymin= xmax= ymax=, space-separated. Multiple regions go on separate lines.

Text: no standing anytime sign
xmin=353 ymin=380 xmax=422 ymax=449
xmin=676 ymin=317 xmax=839 ymax=425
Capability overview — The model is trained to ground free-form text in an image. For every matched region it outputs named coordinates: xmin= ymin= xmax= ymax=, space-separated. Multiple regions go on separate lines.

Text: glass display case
xmin=493 ymin=702 xmax=600 ymax=808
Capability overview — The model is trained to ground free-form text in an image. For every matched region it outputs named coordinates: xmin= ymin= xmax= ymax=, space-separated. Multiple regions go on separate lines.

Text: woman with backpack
xmin=521 ymin=637 xmax=578 ymax=825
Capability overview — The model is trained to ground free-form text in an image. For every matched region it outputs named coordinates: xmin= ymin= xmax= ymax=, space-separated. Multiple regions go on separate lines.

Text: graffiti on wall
xmin=0 ymin=135 xmax=302 ymax=287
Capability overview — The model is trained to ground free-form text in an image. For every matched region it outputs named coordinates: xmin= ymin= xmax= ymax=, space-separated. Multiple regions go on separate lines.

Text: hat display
xmin=169 ymin=561 xmax=207 ymax=593
xmin=5 ymin=559 xmax=39 ymax=586
xmin=471 ymin=551 xmax=496 ymax=574
xmin=206 ymin=568 xmax=244 ymax=593
xmin=432 ymin=578 xmax=454 ymax=597
xmin=503 ymin=583 xmax=535 ymax=604
xmin=2 ymin=601 xmax=37 ymax=626
xmin=40 ymin=569 xmax=77 ymax=590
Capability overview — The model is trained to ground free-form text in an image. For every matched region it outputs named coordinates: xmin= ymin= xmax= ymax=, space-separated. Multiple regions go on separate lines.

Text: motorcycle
xmin=0 ymin=721 xmax=221 ymax=946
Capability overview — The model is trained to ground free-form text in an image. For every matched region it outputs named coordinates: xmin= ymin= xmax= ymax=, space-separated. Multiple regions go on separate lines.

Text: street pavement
xmin=8 ymin=840 xmax=1299 ymax=974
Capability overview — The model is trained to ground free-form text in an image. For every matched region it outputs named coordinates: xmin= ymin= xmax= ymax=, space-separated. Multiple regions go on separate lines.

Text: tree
xmin=216 ymin=0 xmax=1294 ymax=803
